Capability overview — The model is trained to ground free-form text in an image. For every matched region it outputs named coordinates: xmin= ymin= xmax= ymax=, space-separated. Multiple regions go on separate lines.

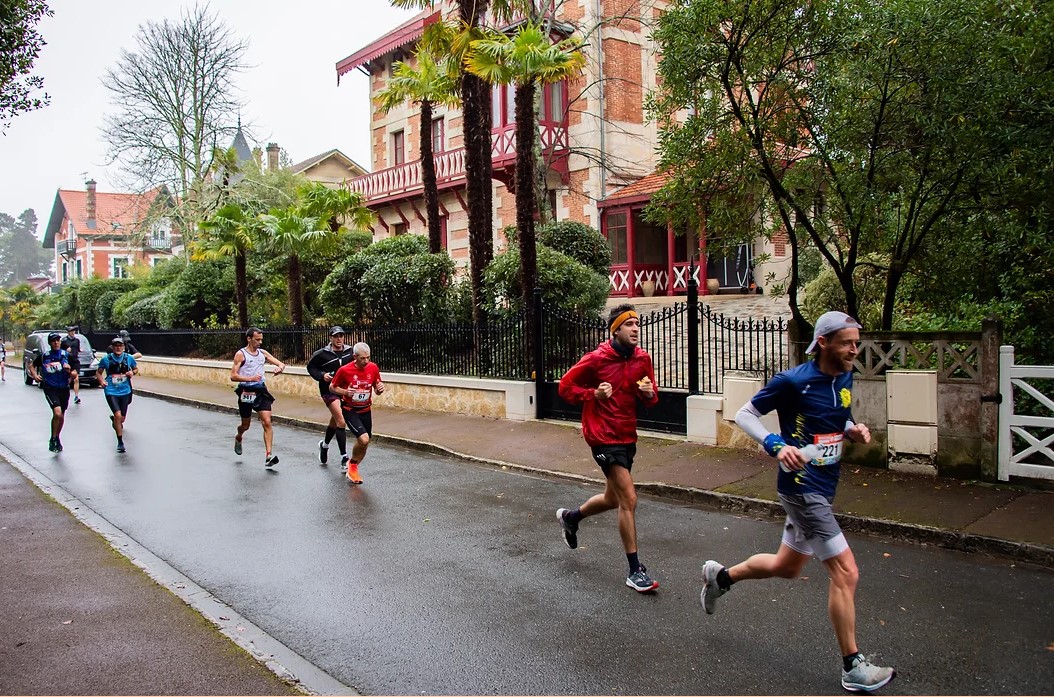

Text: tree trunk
xmin=463 ymin=71 xmax=494 ymax=325
xmin=419 ymin=99 xmax=443 ymax=254
xmin=288 ymin=253 xmax=304 ymax=328
xmin=515 ymin=83 xmax=539 ymax=325
xmin=460 ymin=0 xmax=493 ymax=325
xmin=235 ymin=251 xmax=248 ymax=329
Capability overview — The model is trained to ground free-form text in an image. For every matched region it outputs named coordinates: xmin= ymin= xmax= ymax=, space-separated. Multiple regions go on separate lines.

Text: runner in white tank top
xmin=230 ymin=328 xmax=286 ymax=468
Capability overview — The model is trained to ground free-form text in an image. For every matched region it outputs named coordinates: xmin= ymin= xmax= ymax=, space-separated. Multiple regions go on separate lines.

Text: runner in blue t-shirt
xmin=96 ymin=336 xmax=139 ymax=453
xmin=699 ymin=311 xmax=895 ymax=694
xmin=28 ymin=333 xmax=72 ymax=452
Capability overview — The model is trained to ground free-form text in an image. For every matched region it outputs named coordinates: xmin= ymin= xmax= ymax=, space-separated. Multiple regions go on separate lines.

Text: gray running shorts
xmin=777 ymin=492 xmax=849 ymax=561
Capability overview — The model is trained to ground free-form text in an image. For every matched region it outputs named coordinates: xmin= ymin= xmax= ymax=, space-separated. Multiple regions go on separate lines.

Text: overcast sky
xmin=0 ymin=0 xmax=415 ymax=232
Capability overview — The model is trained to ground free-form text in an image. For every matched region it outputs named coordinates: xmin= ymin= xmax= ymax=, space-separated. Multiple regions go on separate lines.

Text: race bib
xmin=239 ymin=390 xmax=257 ymax=404
xmin=111 ymin=375 xmax=127 ymax=385
xmin=812 ymin=433 xmax=844 ymax=465
xmin=45 ymin=362 xmax=62 ymax=373
xmin=351 ymin=390 xmax=371 ymax=403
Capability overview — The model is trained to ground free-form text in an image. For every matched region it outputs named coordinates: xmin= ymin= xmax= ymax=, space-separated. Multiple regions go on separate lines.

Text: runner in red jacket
xmin=555 ymin=303 xmax=661 ymax=593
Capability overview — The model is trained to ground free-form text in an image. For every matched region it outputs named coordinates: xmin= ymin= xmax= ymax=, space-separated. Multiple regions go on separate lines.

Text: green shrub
xmin=801 ymin=253 xmax=886 ymax=329
xmin=484 ymin=246 xmax=610 ymax=317
xmin=122 ymin=293 xmax=164 ymax=328
xmin=321 ymin=238 xmax=458 ymax=325
xmin=75 ymin=278 xmax=139 ymax=330
xmin=503 ymin=221 xmax=612 ymax=276
xmin=111 ymin=286 xmax=159 ymax=326
xmin=94 ymin=291 xmax=123 ymax=329
xmin=156 ymin=258 xmax=235 ymax=328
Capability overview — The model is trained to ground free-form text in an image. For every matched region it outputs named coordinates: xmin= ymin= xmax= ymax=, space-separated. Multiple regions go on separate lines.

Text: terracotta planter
xmin=641 ymin=279 xmax=656 ymax=297
xmin=705 ymin=278 xmax=720 ymax=295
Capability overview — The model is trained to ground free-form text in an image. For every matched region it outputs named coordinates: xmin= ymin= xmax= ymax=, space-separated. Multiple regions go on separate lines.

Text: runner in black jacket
xmin=306 ymin=326 xmax=356 ymax=468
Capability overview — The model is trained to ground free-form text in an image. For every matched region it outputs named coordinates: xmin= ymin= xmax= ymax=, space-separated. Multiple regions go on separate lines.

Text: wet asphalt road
xmin=1 ymin=381 xmax=1053 ymax=695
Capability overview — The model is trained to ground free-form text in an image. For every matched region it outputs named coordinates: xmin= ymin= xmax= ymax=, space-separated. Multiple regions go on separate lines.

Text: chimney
xmin=266 ymin=143 xmax=280 ymax=172
xmin=85 ymin=180 xmax=97 ymax=229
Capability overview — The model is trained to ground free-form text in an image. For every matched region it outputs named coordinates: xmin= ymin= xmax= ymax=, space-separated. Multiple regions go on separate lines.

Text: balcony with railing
xmin=145 ymin=236 xmax=173 ymax=252
xmin=349 ymin=122 xmax=568 ymax=206
xmin=57 ymin=238 xmax=77 ymax=257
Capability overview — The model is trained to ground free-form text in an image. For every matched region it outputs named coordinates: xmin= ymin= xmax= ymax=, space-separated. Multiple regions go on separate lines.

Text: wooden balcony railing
xmin=350 ymin=123 xmax=568 ymax=205
xmin=57 ymin=239 xmax=77 ymax=256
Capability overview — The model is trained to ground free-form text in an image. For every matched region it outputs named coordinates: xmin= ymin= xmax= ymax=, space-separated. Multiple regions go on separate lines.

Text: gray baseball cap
xmin=806 ymin=311 xmax=862 ymax=353
xmin=329 ymin=326 xmax=345 ymax=336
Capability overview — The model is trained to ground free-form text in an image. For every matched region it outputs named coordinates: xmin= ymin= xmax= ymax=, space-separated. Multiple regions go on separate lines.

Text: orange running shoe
xmin=346 ymin=462 xmax=363 ymax=484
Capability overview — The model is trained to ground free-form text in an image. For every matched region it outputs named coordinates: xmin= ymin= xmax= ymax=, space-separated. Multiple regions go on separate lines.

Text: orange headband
xmin=610 ymin=310 xmax=639 ymax=335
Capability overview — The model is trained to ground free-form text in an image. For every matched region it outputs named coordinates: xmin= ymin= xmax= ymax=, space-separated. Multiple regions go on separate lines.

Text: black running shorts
xmin=590 ymin=443 xmax=637 ymax=476
xmin=236 ymin=386 xmax=275 ymax=419
xmin=105 ymin=393 xmax=133 ymax=415
xmin=43 ymin=386 xmax=71 ymax=412
xmin=342 ymin=409 xmax=373 ymax=438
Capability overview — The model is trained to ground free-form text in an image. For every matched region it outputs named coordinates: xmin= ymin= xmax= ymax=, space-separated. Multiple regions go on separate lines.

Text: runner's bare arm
xmin=262 ymin=350 xmax=286 ymax=375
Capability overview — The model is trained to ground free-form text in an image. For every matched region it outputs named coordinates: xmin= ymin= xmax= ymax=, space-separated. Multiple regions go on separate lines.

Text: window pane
xmin=392 ymin=130 xmax=405 ymax=165
xmin=432 ymin=117 xmax=444 ymax=152
xmin=550 ymin=82 xmax=564 ymax=122
xmin=492 ymin=86 xmax=502 ymax=127
xmin=506 ymin=85 xmax=515 ymax=124
xmin=606 ymin=212 xmax=627 ymax=265
xmin=632 ymin=209 xmax=667 ymax=265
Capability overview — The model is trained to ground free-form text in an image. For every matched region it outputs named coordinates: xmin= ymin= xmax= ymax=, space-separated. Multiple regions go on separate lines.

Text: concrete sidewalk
xmin=131 ymin=374 xmax=1054 ymax=567
xmin=0 ymin=459 xmax=307 ymax=696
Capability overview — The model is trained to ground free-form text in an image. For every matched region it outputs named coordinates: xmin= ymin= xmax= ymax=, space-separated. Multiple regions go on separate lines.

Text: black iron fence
xmin=87 ymin=313 xmax=530 ymax=380
xmin=87 ymin=287 xmax=787 ymax=394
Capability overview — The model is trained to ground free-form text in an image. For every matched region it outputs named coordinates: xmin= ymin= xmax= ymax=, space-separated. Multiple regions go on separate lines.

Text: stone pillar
xmin=979 ymin=316 xmax=1003 ymax=480
xmin=266 ymin=143 xmax=280 ymax=172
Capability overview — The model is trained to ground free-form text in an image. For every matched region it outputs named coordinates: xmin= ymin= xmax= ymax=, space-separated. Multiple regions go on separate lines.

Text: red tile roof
xmin=598 ymin=171 xmax=673 ymax=208
xmin=43 ymin=186 xmax=171 ymax=247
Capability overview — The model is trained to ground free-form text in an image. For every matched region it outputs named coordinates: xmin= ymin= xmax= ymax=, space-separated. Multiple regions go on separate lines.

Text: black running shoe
xmin=74 ymin=396 xmax=81 ymax=404
xmin=234 ymin=438 xmax=242 ymax=456
xmin=556 ymin=508 xmax=579 ymax=549
xmin=318 ymin=440 xmax=329 ymax=465
xmin=54 ymin=438 xmax=63 ymax=452
xmin=117 ymin=442 xmax=126 ymax=453
xmin=264 ymin=454 xmax=279 ymax=468
xmin=48 ymin=437 xmax=57 ymax=452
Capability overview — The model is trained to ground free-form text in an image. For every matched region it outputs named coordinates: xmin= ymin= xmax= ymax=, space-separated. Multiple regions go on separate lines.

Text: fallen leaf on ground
xmin=880 ymin=620 xmax=886 ymax=626
xmin=1047 ymin=642 xmax=1054 ymax=652
xmin=883 ymin=552 xmax=892 ymax=558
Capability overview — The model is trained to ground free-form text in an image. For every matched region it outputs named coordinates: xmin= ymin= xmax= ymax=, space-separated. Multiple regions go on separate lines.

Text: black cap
xmin=67 ymin=325 xmax=78 ymax=331
xmin=111 ymin=336 xmax=125 ymax=345
xmin=48 ymin=333 xmax=62 ymax=342
xmin=330 ymin=326 xmax=345 ymax=336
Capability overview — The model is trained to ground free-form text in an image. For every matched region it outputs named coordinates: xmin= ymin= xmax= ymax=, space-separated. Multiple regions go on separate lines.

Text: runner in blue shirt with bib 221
xmin=96 ymin=336 xmax=139 ymax=453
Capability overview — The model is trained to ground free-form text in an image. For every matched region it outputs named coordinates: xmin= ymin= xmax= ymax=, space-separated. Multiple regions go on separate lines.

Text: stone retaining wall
xmin=137 ymin=356 xmax=534 ymax=421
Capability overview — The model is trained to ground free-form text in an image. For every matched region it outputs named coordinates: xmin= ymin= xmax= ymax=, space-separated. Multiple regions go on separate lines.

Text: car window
xmin=76 ymin=334 xmax=93 ymax=353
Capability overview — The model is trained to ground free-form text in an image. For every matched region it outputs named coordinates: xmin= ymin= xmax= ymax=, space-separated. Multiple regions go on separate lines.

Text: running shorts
xmin=590 ymin=443 xmax=637 ymax=476
xmin=342 ymin=409 xmax=373 ymax=438
xmin=235 ymin=385 xmax=275 ymax=419
xmin=105 ymin=393 xmax=133 ymax=415
xmin=43 ymin=386 xmax=71 ymax=412
xmin=777 ymin=492 xmax=849 ymax=561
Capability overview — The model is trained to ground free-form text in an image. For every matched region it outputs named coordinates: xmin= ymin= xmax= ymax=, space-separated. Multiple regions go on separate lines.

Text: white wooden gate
xmin=998 ymin=345 xmax=1054 ymax=481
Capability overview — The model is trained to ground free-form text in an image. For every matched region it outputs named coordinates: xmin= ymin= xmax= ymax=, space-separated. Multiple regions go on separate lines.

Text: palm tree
xmin=297 ymin=181 xmax=373 ymax=235
xmin=257 ymin=208 xmax=330 ymax=328
xmin=392 ymin=0 xmax=521 ymax=323
xmin=467 ymin=22 xmax=585 ymax=319
xmin=377 ymin=50 xmax=460 ymax=253
xmin=195 ymin=203 xmax=256 ymax=328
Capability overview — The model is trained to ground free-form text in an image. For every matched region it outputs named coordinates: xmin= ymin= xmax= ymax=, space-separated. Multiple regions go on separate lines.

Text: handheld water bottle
xmin=779 ymin=443 xmax=823 ymax=472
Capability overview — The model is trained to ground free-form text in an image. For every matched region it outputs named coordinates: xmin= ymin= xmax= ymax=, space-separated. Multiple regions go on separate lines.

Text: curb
xmin=134 ymin=388 xmax=1054 ymax=569
xmin=0 ymin=441 xmax=356 ymax=696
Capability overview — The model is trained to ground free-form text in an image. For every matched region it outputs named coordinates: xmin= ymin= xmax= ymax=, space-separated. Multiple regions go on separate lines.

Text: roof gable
xmin=43 ymin=187 xmax=172 ymax=248
xmin=289 ymin=148 xmax=368 ymax=177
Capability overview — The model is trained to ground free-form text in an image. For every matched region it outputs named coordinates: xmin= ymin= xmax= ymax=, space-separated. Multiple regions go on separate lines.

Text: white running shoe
xmin=841 ymin=655 xmax=895 ymax=692
xmin=700 ymin=560 xmax=727 ymax=614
